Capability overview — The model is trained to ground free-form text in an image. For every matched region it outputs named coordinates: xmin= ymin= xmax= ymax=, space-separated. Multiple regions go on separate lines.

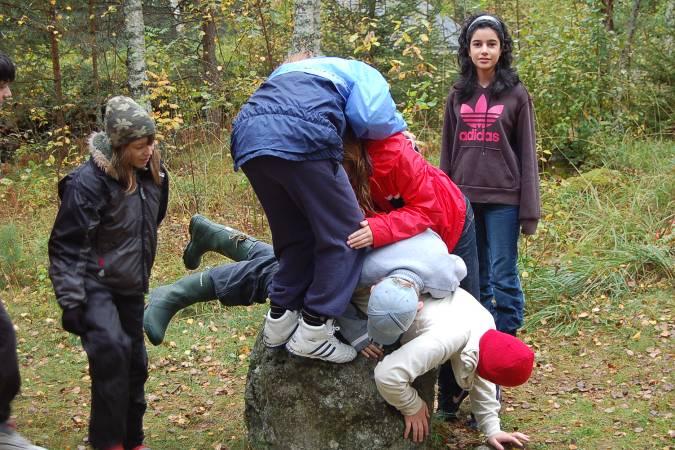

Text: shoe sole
xmin=286 ymin=342 xmax=356 ymax=364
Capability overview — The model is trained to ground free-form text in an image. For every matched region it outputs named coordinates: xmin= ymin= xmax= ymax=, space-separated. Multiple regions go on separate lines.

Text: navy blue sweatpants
xmin=241 ymin=156 xmax=365 ymax=317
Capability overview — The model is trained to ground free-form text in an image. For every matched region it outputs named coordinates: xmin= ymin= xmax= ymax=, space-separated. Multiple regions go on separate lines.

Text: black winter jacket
xmin=48 ymin=138 xmax=169 ymax=310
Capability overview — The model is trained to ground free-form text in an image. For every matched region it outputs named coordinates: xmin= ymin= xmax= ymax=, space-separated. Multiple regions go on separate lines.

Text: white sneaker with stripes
xmin=286 ymin=318 xmax=357 ymax=363
xmin=263 ymin=309 xmax=300 ymax=347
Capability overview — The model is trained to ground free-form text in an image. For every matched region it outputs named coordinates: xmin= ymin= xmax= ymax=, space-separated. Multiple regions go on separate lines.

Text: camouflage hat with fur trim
xmin=103 ymin=96 xmax=155 ymax=148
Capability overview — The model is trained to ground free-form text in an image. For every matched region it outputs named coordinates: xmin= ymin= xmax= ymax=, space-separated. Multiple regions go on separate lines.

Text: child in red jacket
xmin=344 ymin=130 xmax=479 ymax=421
xmin=345 ymin=132 xmax=478 ymax=299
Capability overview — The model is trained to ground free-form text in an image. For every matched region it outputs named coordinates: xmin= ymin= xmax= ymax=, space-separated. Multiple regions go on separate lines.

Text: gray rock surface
xmin=245 ymin=331 xmax=438 ymax=449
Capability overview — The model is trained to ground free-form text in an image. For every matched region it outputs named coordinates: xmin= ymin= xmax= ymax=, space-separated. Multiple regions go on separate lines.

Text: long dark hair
xmin=342 ymin=128 xmax=375 ymax=215
xmin=0 ymin=52 xmax=15 ymax=82
xmin=455 ymin=13 xmax=519 ymax=102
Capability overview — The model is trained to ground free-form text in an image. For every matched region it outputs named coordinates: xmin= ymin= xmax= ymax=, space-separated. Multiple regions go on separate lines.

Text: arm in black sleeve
xmin=439 ymin=90 xmax=457 ymax=175
xmin=157 ymin=165 xmax=169 ymax=226
xmin=48 ymin=168 xmax=105 ymax=310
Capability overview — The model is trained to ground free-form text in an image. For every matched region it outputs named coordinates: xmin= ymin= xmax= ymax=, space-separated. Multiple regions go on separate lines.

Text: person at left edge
xmin=48 ymin=96 xmax=169 ymax=450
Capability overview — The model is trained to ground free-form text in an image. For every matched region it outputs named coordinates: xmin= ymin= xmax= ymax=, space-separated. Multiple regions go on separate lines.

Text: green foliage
xmin=516 ymin=0 xmax=673 ymax=165
xmin=322 ymin=0 xmax=455 ymax=134
xmin=522 ymin=139 xmax=674 ymax=335
xmin=0 ymin=0 xmax=671 ymax=168
xmin=0 ymin=223 xmax=23 ymax=287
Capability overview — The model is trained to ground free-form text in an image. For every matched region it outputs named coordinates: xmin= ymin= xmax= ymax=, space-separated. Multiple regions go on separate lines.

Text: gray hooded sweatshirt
xmin=337 ymin=229 xmax=467 ymax=351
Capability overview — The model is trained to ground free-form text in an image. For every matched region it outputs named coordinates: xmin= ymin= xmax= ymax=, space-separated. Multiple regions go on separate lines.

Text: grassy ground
xmin=0 ymin=137 xmax=672 ymax=449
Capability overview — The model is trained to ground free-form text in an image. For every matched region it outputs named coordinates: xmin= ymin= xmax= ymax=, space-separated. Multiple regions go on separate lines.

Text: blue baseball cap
xmin=367 ymin=276 xmax=419 ymax=345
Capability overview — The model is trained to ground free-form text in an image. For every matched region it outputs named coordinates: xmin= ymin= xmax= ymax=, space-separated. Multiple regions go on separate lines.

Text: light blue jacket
xmin=231 ymin=57 xmax=407 ymax=169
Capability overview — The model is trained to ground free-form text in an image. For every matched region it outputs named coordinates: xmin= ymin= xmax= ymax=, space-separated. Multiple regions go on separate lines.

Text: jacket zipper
xmin=482 ymin=90 xmax=488 ymax=157
xmin=139 ymin=177 xmax=148 ymax=292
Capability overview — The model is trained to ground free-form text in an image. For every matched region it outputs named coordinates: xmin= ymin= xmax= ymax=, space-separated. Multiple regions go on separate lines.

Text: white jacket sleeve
xmin=374 ymin=331 xmax=464 ymax=416
xmin=469 ymin=376 xmax=502 ymax=438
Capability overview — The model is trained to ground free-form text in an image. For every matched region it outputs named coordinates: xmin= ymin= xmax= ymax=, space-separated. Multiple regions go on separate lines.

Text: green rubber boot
xmin=183 ymin=214 xmax=260 ymax=269
xmin=144 ymin=271 xmax=216 ymax=346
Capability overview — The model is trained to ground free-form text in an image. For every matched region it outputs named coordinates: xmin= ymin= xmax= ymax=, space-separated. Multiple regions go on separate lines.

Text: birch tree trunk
xmin=170 ymin=0 xmax=184 ymax=34
xmin=124 ymin=0 xmax=149 ymax=103
xmin=666 ymin=0 xmax=674 ymax=52
xmin=619 ymin=0 xmax=641 ymax=70
xmin=291 ymin=0 xmax=321 ymax=55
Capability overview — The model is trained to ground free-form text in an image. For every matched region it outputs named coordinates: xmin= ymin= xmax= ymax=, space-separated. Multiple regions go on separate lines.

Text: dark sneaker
xmin=438 ymin=389 xmax=469 ymax=421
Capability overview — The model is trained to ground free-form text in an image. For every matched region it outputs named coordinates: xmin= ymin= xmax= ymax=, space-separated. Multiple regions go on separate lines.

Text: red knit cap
xmin=477 ymin=329 xmax=535 ymax=387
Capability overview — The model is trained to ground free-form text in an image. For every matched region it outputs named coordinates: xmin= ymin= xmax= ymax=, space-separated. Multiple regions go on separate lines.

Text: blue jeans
xmin=473 ymin=203 xmax=524 ymax=334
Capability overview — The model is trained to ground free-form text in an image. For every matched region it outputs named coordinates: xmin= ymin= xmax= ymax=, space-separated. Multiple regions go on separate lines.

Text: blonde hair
xmin=112 ymin=136 xmax=162 ymax=193
xmin=342 ymin=129 xmax=375 ymax=215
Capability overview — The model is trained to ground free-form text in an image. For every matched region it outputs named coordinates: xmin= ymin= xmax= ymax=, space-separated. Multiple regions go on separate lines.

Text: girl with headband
xmin=439 ymin=12 xmax=541 ymax=421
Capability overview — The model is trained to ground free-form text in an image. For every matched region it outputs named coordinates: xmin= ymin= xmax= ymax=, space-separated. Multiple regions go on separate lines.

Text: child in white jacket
xmin=371 ymin=285 xmax=533 ymax=449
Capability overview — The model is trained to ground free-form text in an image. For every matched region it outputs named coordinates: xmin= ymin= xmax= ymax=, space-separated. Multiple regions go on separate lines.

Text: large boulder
xmin=245 ymin=331 xmax=437 ymax=449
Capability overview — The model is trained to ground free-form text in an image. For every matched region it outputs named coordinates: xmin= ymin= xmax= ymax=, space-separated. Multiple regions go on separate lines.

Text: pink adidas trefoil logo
xmin=460 ymin=95 xmax=504 ymax=128
xmin=459 ymin=94 xmax=504 ymax=143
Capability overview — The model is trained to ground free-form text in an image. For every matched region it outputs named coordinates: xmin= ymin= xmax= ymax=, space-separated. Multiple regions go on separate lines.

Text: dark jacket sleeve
xmin=157 ymin=166 xmax=169 ymax=226
xmin=48 ymin=168 xmax=105 ymax=310
xmin=515 ymin=88 xmax=540 ymax=235
xmin=336 ymin=302 xmax=370 ymax=352
xmin=439 ymin=90 xmax=457 ymax=175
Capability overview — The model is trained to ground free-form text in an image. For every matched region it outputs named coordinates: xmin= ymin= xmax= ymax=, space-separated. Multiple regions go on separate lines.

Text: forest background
xmin=0 ymin=0 xmax=673 ymax=448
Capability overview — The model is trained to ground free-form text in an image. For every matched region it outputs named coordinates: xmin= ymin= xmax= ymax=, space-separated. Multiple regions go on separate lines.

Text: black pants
xmin=0 ymin=300 xmax=20 ymax=424
xmin=81 ymin=285 xmax=148 ymax=450
xmin=242 ymin=157 xmax=365 ymax=317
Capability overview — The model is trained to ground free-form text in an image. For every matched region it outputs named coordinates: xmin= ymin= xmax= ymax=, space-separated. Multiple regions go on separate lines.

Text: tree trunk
xmin=291 ymin=0 xmax=321 ymax=55
xmin=601 ymin=0 xmax=614 ymax=31
xmin=170 ymin=0 xmax=184 ymax=34
xmin=666 ymin=0 xmax=674 ymax=52
xmin=619 ymin=0 xmax=641 ymax=69
xmin=124 ymin=0 xmax=149 ymax=103
xmin=254 ymin=0 xmax=275 ymax=72
xmin=202 ymin=5 xmax=218 ymax=83
xmin=48 ymin=2 xmax=64 ymax=128
xmin=89 ymin=0 xmax=100 ymax=98
xmin=201 ymin=2 xmax=223 ymax=129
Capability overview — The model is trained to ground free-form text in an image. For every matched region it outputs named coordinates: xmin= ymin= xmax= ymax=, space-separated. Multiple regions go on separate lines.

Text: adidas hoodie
xmin=440 ymin=83 xmax=540 ymax=234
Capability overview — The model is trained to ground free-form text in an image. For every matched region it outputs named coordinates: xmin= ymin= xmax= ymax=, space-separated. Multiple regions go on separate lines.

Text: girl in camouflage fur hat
xmin=48 ymin=96 xmax=168 ymax=450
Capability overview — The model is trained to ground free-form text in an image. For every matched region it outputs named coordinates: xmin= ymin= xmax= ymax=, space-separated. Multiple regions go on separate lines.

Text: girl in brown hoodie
xmin=439 ymin=12 xmax=541 ymax=421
